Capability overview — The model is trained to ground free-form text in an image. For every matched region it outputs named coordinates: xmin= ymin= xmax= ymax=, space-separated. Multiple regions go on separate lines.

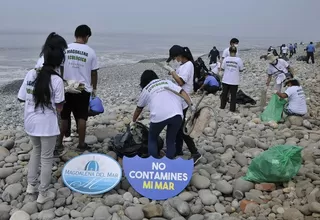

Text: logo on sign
xmin=62 ymin=153 xmax=122 ymax=195
xmin=123 ymin=156 xmax=193 ymax=200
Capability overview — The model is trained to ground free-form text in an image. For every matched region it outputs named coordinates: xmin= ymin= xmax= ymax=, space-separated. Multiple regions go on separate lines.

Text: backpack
xmin=110 ymin=122 xmax=164 ymax=158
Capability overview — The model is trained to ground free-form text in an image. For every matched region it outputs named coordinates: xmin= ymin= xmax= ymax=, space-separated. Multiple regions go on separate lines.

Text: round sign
xmin=62 ymin=153 xmax=122 ymax=195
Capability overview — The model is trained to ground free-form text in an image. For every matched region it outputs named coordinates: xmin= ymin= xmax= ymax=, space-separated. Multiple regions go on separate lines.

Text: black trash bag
xmin=110 ymin=122 xmax=164 ymax=158
xmin=236 ymin=90 xmax=256 ymax=105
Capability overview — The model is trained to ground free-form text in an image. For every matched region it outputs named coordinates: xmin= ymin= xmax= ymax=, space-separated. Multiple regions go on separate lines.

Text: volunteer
xmin=220 ymin=46 xmax=244 ymax=112
xmin=275 ymin=78 xmax=307 ymax=116
xmin=208 ymin=46 xmax=220 ymax=64
xmin=266 ymin=53 xmax=295 ymax=92
xmin=18 ymin=45 xmax=65 ymax=204
xmin=221 ymin=38 xmax=239 ymax=63
xmin=162 ymin=45 xmax=202 ymax=164
xmin=131 ymin=70 xmax=193 ymax=159
xmin=198 ymin=72 xmax=220 ymax=94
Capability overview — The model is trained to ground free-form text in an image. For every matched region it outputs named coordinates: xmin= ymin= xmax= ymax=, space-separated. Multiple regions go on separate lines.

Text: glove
xmin=92 ymin=89 xmax=97 ymax=98
xmin=130 ymin=122 xmax=136 ymax=130
xmin=163 ymin=64 xmax=175 ymax=74
xmin=195 ymin=78 xmax=198 ymax=83
xmin=65 ymin=85 xmax=81 ymax=94
xmin=190 ymin=104 xmax=196 ymax=113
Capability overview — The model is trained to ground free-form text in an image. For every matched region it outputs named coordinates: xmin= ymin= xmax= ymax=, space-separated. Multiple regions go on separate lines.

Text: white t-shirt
xmin=282 ymin=46 xmax=288 ymax=54
xmin=222 ymin=47 xmax=239 ymax=58
xmin=35 ymin=56 xmax=61 ymax=74
xmin=62 ymin=43 xmax=99 ymax=92
xmin=210 ymin=62 xmax=221 ymax=74
xmin=285 ymin=86 xmax=307 ymax=115
xmin=221 ymin=56 xmax=244 ymax=85
xmin=18 ymin=69 xmax=65 ymax=136
xmin=267 ymin=59 xmax=289 ymax=84
xmin=176 ymin=61 xmax=194 ymax=109
xmin=137 ymin=79 xmax=184 ymax=123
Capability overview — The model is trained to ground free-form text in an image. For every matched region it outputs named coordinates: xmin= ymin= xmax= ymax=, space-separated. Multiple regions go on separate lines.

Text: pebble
xmin=216 ymin=180 xmax=233 ymax=194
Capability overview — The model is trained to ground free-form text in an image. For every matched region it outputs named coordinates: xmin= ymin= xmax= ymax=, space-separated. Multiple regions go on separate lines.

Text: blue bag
xmin=88 ymin=97 xmax=104 ymax=117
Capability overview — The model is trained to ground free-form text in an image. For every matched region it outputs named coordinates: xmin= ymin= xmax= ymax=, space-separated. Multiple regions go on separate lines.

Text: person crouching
xmin=131 ymin=70 xmax=194 ymax=159
xmin=198 ymin=72 xmax=220 ymax=94
xmin=275 ymin=78 xmax=307 ymax=117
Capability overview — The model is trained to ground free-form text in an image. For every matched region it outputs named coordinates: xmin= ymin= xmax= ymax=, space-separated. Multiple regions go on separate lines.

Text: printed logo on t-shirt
xmin=66 ymin=49 xmax=89 ymax=68
xmin=145 ymin=80 xmax=169 ymax=93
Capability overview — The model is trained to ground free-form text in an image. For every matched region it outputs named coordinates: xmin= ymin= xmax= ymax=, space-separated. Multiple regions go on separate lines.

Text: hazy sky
xmin=0 ymin=0 xmax=319 ymax=41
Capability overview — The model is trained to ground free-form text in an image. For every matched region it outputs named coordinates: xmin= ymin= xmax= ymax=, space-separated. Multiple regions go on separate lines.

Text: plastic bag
xmin=260 ymin=94 xmax=287 ymax=122
xmin=243 ymin=145 xmax=303 ymax=183
xmin=88 ymin=97 xmax=104 ymax=117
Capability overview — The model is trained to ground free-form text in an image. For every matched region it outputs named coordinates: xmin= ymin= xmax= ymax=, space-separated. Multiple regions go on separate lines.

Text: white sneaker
xmin=26 ymin=184 xmax=38 ymax=194
xmin=63 ymin=137 xmax=73 ymax=142
xmin=37 ymin=191 xmax=55 ymax=204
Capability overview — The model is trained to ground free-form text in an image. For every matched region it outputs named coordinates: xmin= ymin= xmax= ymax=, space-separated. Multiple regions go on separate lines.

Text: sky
xmin=0 ymin=0 xmax=319 ymax=42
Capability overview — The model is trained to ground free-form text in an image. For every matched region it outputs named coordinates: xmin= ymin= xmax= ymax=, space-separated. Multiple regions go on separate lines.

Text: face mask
xmin=234 ymin=44 xmax=239 ymax=48
xmin=173 ymin=60 xmax=182 ymax=66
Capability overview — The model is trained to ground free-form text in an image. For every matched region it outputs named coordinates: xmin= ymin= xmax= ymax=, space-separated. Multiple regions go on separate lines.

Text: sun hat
xmin=266 ymin=53 xmax=278 ymax=63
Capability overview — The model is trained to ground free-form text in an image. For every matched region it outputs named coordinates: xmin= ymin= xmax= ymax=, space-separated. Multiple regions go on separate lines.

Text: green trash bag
xmin=243 ymin=145 xmax=303 ymax=183
xmin=260 ymin=94 xmax=287 ymax=122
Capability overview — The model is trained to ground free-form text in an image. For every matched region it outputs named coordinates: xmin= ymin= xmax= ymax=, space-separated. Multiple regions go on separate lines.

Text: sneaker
xmin=63 ymin=136 xmax=73 ymax=142
xmin=54 ymin=146 xmax=67 ymax=157
xmin=192 ymin=153 xmax=202 ymax=165
xmin=37 ymin=191 xmax=55 ymax=204
xmin=26 ymin=184 xmax=38 ymax=194
xmin=76 ymin=143 xmax=91 ymax=152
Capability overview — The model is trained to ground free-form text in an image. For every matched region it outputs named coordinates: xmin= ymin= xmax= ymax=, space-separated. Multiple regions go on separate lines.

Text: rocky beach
xmin=0 ymin=44 xmax=320 ymax=220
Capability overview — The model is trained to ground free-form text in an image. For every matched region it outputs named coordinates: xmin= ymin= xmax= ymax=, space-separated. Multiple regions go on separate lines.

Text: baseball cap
xmin=166 ymin=45 xmax=184 ymax=63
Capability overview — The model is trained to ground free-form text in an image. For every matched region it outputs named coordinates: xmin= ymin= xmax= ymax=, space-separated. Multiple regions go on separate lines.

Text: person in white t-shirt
xmin=220 ymin=46 xmax=244 ymax=112
xmin=221 ymin=38 xmax=240 ymax=64
xmin=131 ymin=70 xmax=193 ymax=159
xmin=18 ymin=47 xmax=65 ymax=204
xmin=275 ymin=78 xmax=307 ymax=116
xmin=58 ymin=25 xmax=99 ymax=151
xmin=210 ymin=62 xmax=221 ymax=74
xmin=163 ymin=45 xmax=202 ymax=164
xmin=281 ymin=44 xmax=288 ymax=57
xmin=266 ymin=53 xmax=295 ymax=92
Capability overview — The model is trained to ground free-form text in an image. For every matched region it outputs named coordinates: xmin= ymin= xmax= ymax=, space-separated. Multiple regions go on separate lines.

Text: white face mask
xmin=173 ymin=60 xmax=182 ymax=66
xmin=234 ymin=44 xmax=239 ymax=48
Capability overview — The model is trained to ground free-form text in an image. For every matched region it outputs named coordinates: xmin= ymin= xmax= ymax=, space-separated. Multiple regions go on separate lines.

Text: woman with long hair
xmin=163 ymin=45 xmax=202 ymax=164
xmin=18 ymin=44 xmax=65 ymax=204
xmin=131 ymin=70 xmax=193 ymax=159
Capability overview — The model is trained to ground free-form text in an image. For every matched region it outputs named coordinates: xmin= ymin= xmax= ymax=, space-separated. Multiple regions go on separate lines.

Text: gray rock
xmin=93 ymin=206 xmax=111 ymax=220
xmin=223 ymin=135 xmax=237 ymax=148
xmin=81 ymin=207 xmax=94 ymax=218
xmin=287 ymin=116 xmax=303 ymax=126
xmin=188 ymin=214 xmax=204 ymax=220
xmin=214 ymin=203 xmax=226 ymax=214
xmin=283 ymin=208 xmax=304 ymax=220
xmin=204 ymin=213 xmax=222 ymax=220
xmin=94 ymin=128 xmax=118 ymax=142
xmin=142 ymin=204 xmax=163 ymax=218
xmin=5 ymin=173 xmax=23 ymax=185
xmin=18 ymin=154 xmax=30 ymax=161
xmin=10 ymin=210 xmax=30 ymax=220
xmin=19 ymin=143 xmax=33 ymax=152
xmin=216 ymin=180 xmax=233 ymax=194
xmin=54 ymin=198 xmax=66 ymax=208
xmin=169 ymin=198 xmax=190 ymax=217
xmin=85 ymin=135 xmax=98 ymax=145
xmin=124 ymin=206 xmax=144 ymax=220
xmin=190 ymin=175 xmax=210 ymax=189
xmin=309 ymin=202 xmax=320 ymax=213
xmin=38 ymin=210 xmax=55 ymax=220
xmin=123 ymin=192 xmax=133 ymax=202
xmin=233 ymin=178 xmax=254 ymax=198
xmin=70 ymin=210 xmax=82 ymax=218
xmin=2 ymin=140 xmax=14 ymax=150
xmin=242 ymin=136 xmax=256 ymax=148
xmin=198 ymin=189 xmax=217 ymax=206
xmin=104 ymin=194 xmax=124 ymax=206
xmin=4 ymin=155 xmax=18 ymax=163
xmin=162 ymin=201 xmax=181 ymax=219
xmin=21 ymin=202 xmax=38 ymax=215
xmin=234 ymin=152 xmax=248 ymax=167
xmin=0 ymin=147 xmax=10 ymax=158
xmin=57 ymin=187 xmax=71 ymax=199
xmin=2 ymin=183 xmax=23 ymax=202
xmin=178 ymin=192 xmax=194 ymax=202
xmin=0 ymin=204 xmax=11 ymax=220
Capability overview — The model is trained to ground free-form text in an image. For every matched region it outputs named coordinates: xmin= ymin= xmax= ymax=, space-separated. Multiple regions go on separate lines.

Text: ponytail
xmin=33 ymin=46 xmax=65 ymax=112
xmin=182 ymin=47 xmax=194 ymax=63
xmin=40 ymin=32 xmax=68 ymax=58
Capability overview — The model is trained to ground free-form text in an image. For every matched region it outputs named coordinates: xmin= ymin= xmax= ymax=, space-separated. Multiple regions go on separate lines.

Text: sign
xmin=62 ymin=153 xmax=122 ymax=195
xmin=123 ymin=156 xmax=193 ymax=200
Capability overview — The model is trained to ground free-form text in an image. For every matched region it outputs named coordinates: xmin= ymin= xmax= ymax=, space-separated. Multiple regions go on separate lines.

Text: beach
xmin=0 ymin=43 xmax=320 ymax=220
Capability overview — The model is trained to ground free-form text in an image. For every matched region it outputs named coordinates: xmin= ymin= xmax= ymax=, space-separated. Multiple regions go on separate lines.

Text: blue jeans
xmin=148 ymin=115 xmax=182 ymax=159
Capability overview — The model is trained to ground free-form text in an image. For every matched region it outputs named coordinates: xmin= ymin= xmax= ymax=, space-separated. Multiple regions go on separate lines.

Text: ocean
xmin=0 ymin=31 xmax=289 ymax=84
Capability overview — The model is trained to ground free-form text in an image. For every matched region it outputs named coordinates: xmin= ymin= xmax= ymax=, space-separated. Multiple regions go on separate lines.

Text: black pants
xmin=175 ymin=108 xmax=198 ymax=155
xmin=220 ymin=83 xmax=238 ymax=112
xmin=209 ymin=57 xmax=217 ymax=65
xmin=307 ymin=52 xmax=315 ymax=64
xmin=203 ymin=84 xmax=219 ymax=94
xmin=65 ymin=116 xmax=79 ymax=137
